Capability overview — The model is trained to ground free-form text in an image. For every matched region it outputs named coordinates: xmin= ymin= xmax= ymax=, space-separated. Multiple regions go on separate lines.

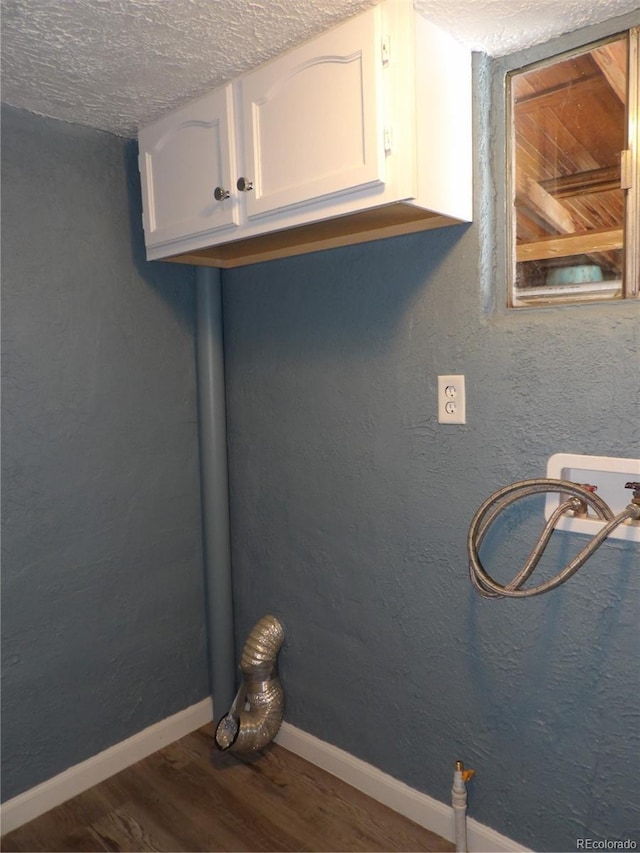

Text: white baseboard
xmin=275 ymin=722 xmax=530 ymax=853
xmin=2 ymin=703 xmax=528 ymax=852
xmin=0 ymin=697 xmax=213 ymax=836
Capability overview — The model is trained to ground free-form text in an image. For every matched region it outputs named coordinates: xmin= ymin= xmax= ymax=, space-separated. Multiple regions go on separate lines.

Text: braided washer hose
xmin=468 ymin=478 xmax=640 ymax=599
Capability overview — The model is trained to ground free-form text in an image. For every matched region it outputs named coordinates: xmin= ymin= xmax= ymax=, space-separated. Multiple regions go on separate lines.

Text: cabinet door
xmin=239 ymin=6 xmax=385 ymax=220
xmin=139 ymin=85 xmax=238 ymax=249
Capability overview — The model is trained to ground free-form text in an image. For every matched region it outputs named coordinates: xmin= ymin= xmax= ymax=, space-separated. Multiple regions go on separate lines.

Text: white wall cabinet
xmin=138 ymin=1 xmax=472 ymax=268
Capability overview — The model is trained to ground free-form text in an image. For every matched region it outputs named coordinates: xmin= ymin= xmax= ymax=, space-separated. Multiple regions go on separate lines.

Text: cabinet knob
xmin=214 ymin=186 xmax=230 ymax=201
xmin=236 ymin=177 xmax=254 ymax=192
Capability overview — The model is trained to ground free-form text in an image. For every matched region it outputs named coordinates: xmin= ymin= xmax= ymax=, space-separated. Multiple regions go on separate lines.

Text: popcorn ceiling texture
xmin=1 ymin=0 xmax=377 ymax=137
xmin=2 ymin=0 xmax=638 ymax=137
xmin=414 ymin=0 xmax=640 ymax=57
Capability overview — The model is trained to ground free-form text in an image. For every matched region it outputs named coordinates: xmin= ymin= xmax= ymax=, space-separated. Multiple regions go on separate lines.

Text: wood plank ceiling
xmin=513 ymin=35 xmax=627 ymax=274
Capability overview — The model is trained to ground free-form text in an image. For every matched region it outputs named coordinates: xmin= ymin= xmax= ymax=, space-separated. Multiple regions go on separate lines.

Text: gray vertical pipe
xmin=195 ymin=266 xmax=236 ymax=723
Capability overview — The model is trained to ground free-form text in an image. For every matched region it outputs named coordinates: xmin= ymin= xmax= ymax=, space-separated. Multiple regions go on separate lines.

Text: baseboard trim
xmin=275 ymin=722 xmax=530 ymax=853
xmin=3 ymin=704 xmax=528 ymax=852
xmin=0 ymin=697 xmax=213 ymax=835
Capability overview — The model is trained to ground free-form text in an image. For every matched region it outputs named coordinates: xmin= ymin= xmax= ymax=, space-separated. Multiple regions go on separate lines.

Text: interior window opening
xmin=508 ymin=28 xmax=639 ymax=307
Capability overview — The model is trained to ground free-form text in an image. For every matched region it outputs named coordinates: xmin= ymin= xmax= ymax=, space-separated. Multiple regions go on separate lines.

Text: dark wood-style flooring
xmin=1 ymin=724 xmax=454 ymax=852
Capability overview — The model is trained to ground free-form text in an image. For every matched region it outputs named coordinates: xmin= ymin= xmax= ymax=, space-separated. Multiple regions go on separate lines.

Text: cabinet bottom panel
xmin=163 ymin=203 xmax=463 ymax=269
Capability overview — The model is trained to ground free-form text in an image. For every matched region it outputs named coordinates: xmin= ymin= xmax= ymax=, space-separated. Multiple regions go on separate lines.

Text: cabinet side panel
xmin=139 ymin=149 xmax=156 ymax=236
xmin=414 ymin=17 xmax=473 ymax=222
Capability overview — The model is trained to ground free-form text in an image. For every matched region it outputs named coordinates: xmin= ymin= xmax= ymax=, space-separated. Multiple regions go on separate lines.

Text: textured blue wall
xmin=1 ymin=106 xmax=209 ymax=801
xmin=222 ymin=17 xmax=640 ymax=853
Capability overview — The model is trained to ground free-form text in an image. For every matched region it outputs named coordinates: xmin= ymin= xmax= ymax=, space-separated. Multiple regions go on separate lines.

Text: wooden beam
xmin=538 ymin=165 xmax=620 ymax=199
xmin=516 ymin=227 xmax=623 ymax=262
xmin=514 ymin=74 xmax=610 ymax=114
xmin=591 ymin=42 xmax=627 ymax=104
xmin=516 ymin=167 xmax=578 ymax=234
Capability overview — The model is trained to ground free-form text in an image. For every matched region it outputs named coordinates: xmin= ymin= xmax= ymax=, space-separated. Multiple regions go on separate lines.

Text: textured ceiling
xmin=1 ymin=0 xmax=638 ymax=137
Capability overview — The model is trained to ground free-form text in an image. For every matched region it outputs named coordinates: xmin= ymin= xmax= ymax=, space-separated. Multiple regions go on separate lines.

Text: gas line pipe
xmin=452 ymin=760 xmax=475 ymax=852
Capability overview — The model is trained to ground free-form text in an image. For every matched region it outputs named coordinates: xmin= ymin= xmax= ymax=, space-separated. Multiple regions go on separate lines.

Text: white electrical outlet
xmin=438 ymin=375 xmax=466 ymax=424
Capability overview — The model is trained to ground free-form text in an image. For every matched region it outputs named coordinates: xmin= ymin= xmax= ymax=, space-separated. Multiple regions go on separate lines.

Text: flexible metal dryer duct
xmin=215 ymin=615 xmax=285 ymax=753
